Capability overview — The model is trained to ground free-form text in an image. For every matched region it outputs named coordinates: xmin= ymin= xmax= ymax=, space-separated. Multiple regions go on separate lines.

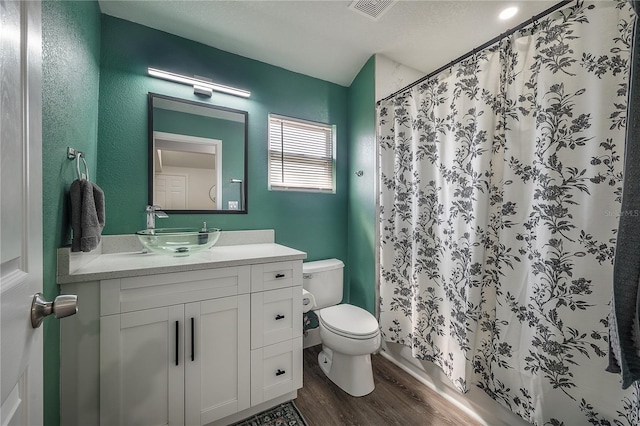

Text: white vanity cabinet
xmin=99 ymin=266 xmax=253 ymax=426
xmin=100 ymin=296 xmax=251 ymax=425
xmin=58 ymin=236 xmax=306 ymax=426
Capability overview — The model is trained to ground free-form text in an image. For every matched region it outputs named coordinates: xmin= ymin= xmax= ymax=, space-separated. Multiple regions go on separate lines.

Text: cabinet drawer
xmin=251 ymin=261 xmax=302 ymax=292
xmin=250 ymin=338 xmax=302 ymax=406
xmin=101 ymin=266 xmax=251 ymax=315
xmin=251 ymin=287 xmax=302 ymax=349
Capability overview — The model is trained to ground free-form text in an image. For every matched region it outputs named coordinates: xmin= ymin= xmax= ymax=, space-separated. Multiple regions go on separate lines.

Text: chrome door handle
xmin=30 ymin=293 xmax=78 ymax=328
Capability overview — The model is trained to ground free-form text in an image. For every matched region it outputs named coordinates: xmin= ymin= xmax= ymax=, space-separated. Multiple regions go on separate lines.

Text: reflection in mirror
xmin=148 ymin=93 xmax=248 ymax=213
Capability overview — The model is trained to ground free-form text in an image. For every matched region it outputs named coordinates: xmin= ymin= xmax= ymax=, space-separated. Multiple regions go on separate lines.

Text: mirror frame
xmin=148 ymin=93 xmax=248 ymax=214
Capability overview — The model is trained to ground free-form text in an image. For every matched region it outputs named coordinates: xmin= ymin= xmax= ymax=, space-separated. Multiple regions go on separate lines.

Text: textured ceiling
xmin=99 ymin=0 xmax=559 ymax=87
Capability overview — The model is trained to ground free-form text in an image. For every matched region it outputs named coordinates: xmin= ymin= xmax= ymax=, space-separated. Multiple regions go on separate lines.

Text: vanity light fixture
xmin=147 ymin=67 xmax=251 ymax=98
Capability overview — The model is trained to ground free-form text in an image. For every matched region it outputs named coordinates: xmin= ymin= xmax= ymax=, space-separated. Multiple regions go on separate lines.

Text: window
xmin=268 ymin=114 xmax=336 ymax=193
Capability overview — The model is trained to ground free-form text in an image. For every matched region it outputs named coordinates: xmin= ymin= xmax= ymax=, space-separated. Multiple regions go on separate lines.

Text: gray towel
xmin=607 ymin=3 xmax=640 ymax=389
xmin=70 ymin=179 xmax=105 ymax=252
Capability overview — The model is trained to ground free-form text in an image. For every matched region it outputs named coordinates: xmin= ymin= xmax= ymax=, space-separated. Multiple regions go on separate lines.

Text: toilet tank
xmin=302 ymin=259 xmax=344 ymax=309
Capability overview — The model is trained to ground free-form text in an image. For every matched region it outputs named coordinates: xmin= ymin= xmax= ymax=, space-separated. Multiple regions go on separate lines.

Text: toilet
xmin=303 ymin=259 xmax=381 ymax=397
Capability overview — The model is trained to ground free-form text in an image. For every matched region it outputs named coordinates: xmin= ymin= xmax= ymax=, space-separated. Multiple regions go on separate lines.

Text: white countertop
xmin=57 ymin=231 xmax=307 ymax=284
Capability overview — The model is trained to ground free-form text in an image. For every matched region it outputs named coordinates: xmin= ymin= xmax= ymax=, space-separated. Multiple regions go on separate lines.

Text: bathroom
xmin=39 ymin=1 xmax=367 ymax=425
xmin=2 ymin=0 xmax=637 ymax=425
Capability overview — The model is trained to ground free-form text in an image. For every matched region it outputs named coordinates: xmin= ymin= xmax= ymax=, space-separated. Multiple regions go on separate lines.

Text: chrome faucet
xmin=146 ymin=205 xmax=168 ymax=229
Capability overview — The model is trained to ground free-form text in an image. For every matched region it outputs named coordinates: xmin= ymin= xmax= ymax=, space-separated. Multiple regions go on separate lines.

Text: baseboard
xmin=379 ymin=343 xmax=529 ymax=426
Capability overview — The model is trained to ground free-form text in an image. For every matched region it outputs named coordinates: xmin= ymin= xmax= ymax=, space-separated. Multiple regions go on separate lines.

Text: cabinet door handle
xmin=190 ymin=317 xmax=195 ymax=362
xmin=175 ymin=321 xmax=179 ymax=366
xmin=275 ymin=314 xmax=285 ymax=320
xmin=275 ymin=273 xmax=285 ymax=279
xmin=276 ymin=369 xmax=286 ymax=376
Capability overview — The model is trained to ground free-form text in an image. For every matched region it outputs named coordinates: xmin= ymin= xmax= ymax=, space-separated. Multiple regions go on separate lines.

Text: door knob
xmin=30 ymin=293 xmax=78 ymax=328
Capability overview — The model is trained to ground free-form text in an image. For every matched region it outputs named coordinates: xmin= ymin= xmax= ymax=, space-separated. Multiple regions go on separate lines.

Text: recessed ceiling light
xmin=499 ymin=6 xmax=518 ymax=20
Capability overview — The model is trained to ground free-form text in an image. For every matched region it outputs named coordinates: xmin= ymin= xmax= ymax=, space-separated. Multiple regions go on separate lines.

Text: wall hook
xmin=355 ymin=170 xmax=364 ymax=177
xmin=67 ymin=146 xmax=82 ymax=160
xmin=67 ymin=146 xmax=89 ymax=180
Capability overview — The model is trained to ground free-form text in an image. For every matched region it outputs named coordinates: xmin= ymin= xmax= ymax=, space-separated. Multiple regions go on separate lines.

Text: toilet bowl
xmin=303 ymin=259 xmax=381 ymax=397
xmin=318 ymin=304 xmax=380 ymax=356
xmin=316 ymin=304 xmax=381 ymax=396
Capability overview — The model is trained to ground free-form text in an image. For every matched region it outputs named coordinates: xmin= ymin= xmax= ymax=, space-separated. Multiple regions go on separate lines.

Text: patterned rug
xmin=230 ymin=401 xmax=308 ymax=426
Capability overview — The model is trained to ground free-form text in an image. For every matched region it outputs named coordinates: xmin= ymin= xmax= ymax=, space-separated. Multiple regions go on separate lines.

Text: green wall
xmin=42 ymin=4 xmax=377 ymax=424
xmin=98 ymin=15 xmax=348 ymax=263
xmin=42 ymin=1 xmax=102 ymax=425
xmin=346 ymin=57 xmax=376 ymax=314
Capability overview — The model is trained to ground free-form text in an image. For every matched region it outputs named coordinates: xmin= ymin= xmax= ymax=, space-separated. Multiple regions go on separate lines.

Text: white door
xmin=155 ymin=174 xmax=187 ymax=209
xmin=0 ymin=1 xmax=43 ymax=425
xmin=166 ymin=175 xmax=187 ymax=209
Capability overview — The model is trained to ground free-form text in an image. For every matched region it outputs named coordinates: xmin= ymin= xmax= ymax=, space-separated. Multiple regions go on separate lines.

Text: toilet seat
xmin=318 ymin=304 xmax=379 ymax=340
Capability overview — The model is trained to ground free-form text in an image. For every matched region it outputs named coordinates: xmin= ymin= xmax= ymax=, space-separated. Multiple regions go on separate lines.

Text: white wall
xmin=374 ymin=54 xmax=425 ymax=102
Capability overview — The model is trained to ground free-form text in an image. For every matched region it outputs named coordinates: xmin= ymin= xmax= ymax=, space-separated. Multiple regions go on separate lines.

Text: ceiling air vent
xmin=349 ymin=0 xmax=398 ymax=21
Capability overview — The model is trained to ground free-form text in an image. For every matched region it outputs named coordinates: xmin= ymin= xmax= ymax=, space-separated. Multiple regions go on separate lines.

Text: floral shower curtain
xmin=378 ymin=2 xmax=639 ymax=424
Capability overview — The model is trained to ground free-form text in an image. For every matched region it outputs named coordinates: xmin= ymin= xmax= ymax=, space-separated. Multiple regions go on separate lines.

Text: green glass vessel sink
xmin=136 ymin=227 xmax=221 ymax=256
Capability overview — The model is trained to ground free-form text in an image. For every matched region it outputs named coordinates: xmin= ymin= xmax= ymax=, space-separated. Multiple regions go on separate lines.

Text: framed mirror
xmin=148 ymin=93 xmax=248 ymax=213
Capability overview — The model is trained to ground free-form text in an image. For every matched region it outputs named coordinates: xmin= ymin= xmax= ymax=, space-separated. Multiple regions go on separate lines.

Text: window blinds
xmin=268 ymin=114 xmax=335 ymax=192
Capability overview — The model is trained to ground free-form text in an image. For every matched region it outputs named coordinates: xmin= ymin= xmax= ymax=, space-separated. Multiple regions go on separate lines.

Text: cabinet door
xmin=184 ymin=295 xmax=250 ymax=425
xmin=100 ymin=305 xmax=185 ymax=426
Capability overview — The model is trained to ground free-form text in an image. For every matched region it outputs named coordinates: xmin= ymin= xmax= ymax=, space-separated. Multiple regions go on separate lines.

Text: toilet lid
xmin=319 ymin=304 xmax=379 ymax=337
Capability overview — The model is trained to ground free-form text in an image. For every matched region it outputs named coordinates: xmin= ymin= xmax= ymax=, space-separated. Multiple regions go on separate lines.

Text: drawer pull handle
xmin=191 ymin=317 xmax=195 ymax=362
xmin=275 ymin=314 xmax=285 ymax=320
xmin=175 ymin=321 xmax=179 ymax=366
xmin=275 ymin=273 xmax=285 ymax=279
xmin=276 ymin=369 xmax=286 ymax=376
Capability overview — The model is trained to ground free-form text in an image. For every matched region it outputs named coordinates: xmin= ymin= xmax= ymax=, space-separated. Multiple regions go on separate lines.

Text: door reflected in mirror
xmin=148 ymin=93 xmax=248 ymax=213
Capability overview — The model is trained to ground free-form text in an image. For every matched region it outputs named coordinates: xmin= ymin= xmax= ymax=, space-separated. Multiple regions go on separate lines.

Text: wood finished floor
xmin=295 ymin=345 xmax=481 ymax=426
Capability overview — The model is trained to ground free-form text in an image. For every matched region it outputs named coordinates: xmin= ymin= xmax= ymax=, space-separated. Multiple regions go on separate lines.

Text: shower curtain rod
xmin=377 ymin=0 xmax=572 ymax=105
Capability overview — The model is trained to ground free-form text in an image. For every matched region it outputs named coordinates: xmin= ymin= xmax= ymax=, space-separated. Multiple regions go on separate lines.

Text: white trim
xmin=379 ymin=344 xmax=530 ymax=426
xmin=154 ymin=130 xmax=221 ymax=148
